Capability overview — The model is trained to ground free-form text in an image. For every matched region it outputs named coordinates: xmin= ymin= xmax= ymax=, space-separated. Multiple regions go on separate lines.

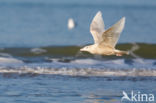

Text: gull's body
xmin=80 ymin=11 xmax=129 ymax=56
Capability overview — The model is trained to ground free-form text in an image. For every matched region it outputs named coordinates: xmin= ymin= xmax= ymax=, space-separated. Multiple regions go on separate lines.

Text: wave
xmin=0 ymin=66 xmax=156 ymax=77
xmin=30 ymin=48 xmax=47 ymax=54
xmin=0 ymin=58 xmax=155 ymax=77
xmin=0 ymin=43 xmax=155 ymax=77
xmin=0 ymin=57 xmax=23 ymax=64
xmin=0 ymin=43 xmax=156 ymax=59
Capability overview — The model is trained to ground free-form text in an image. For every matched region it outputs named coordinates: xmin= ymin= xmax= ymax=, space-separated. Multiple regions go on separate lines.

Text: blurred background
xmin=0 ymin=0 xmax=156 ymax=103
xmin=0 ymin=0 xmax=155 ymax=47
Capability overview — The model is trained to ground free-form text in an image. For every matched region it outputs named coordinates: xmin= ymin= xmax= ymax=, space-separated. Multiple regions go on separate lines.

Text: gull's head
xmin=80 ymin=46 xmax=91 ymax=52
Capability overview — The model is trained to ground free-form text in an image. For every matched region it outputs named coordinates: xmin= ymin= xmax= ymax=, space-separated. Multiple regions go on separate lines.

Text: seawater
xmin=0 ymin=0 xmax=156 ymax=103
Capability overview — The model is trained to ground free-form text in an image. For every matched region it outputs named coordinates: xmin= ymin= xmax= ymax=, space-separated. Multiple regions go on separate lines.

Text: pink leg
xmin=116 ymin=53 xmax=122 ymax=56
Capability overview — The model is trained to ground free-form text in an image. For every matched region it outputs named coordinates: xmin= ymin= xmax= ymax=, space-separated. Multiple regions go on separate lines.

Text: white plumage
xmin=68 ymin=18 xmax=75 ymax=30
xmin=80 ymin=11 xmax=129 ymax=56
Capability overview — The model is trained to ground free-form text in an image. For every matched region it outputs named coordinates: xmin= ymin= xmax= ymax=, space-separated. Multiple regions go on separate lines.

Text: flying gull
xmin=68 ymin=18 xmax=75 ymax=30
xmin=80 ymin=11 xmax=129 ymax=56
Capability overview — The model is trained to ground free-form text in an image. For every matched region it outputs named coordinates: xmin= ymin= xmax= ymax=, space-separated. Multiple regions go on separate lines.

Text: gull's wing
xmin=101 ymin=17 xmax=125 ymax=48
xmin=90 ymin=11 xmax=105 ymax=44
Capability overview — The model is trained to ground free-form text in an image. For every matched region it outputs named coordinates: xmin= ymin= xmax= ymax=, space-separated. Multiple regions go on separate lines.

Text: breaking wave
xmin=0 ymin=66 xmax=156 ymax=77
xmin=0 ymin=43 xmax=156 ymax=58
xmin=0 ymin=43 xmax=155 ymax=77
xmin=0 ymin=58 xmax=155 ymax=77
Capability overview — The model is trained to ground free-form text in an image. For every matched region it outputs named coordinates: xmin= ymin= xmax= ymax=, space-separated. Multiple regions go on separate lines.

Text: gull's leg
xmin=116 ymin=53 xmax=122 ymax=56
xmin=114 ymin=49 xmax=129 ymax=56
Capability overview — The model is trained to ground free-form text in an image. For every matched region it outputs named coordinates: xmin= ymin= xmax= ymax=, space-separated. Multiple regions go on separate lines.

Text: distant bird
xmin=80 ymin=11 xmax=129 ymax=56
xmin=68 ymin=18 xmax=75 ymax=30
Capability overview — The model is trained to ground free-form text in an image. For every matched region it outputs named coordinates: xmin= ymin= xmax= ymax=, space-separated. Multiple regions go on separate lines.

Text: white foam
xmin=30 ymin=48 xmax=47 ymax=54
xmin=0 ymin=57 xmax=23 ymax=64
xmin=0 ymin=53 xmax=12 ymax=57
xmin=0 ymin=67 xmax=156 ymax=76
xmin=0 ymin=58 xmax=155 ymax=76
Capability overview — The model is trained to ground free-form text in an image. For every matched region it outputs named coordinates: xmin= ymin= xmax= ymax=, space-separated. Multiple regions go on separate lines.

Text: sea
xmin=0 ymin=0 xmax=156 ymax=103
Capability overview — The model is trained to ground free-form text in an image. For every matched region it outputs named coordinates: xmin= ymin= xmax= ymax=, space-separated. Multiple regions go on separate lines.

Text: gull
xmin=68 ymin=18 xmax=75 ymax=30
xmin=80 ymin=11 xmax=129 ymax=56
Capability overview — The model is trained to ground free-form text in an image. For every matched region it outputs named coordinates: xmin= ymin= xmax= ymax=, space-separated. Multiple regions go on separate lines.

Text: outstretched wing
xmin=90 ymin=11 xmax=105 ymax=44
xmin=101 ymin=17 xmax=125 ymax=48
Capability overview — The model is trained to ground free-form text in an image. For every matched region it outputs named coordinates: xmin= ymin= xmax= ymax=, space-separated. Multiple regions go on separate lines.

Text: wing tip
xmin=96 ymin=11 xmax=102 ymax=16
xmin=116 ymin=16 xmax=126 ymax=27
xmin=121 ymin=16 xmax=126 ymax=23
